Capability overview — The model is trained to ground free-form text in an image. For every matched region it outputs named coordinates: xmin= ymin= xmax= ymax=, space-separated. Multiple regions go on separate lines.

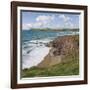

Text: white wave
xmin=22 ymin=46 xmax=51 ymax=69
xmin=22 ymin=38 xmax=53 ymax=55
xmin=29 ymin=39 xmax=53 ymax=44
xmin=22 ymin=38 xmax=53 ymax=69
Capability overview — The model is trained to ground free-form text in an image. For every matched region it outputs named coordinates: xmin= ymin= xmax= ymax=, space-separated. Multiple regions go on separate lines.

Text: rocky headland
xmin=38 ymin=35 xmax=79 ymax=68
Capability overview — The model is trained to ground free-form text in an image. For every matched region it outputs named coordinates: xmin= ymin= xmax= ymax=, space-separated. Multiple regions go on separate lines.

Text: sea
xmin=21 ymin=30 xmax=79 ymax=69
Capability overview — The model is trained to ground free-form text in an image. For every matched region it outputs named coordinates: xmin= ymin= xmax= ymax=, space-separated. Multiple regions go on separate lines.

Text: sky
xmin=21 ymin=11 xmax=80 ymax=30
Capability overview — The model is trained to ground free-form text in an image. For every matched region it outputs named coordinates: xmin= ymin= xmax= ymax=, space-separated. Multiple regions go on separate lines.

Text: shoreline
xmin=22 ymin=35 xmax=79 ymax=69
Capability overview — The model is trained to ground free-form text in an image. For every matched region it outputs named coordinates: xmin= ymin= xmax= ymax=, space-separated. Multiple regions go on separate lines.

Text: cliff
xmin=37 ymin=35 xmax=79 ymax=68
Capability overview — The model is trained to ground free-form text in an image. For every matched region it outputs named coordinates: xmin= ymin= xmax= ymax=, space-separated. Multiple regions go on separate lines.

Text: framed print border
xmin=11 ymin=1 xmax=88 ymax=89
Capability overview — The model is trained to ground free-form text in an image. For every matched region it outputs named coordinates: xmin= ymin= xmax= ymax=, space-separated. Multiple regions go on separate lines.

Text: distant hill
xmin=30 ymin=28 xmax=79 ymax=31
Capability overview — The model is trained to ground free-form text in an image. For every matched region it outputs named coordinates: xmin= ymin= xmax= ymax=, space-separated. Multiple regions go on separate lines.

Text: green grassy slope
xmin=22 ymin=53 xmax=79 ymax=77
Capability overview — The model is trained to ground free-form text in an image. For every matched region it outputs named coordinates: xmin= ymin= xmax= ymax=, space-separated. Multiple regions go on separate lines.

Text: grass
xmin=21 ymin=52 xmax=79 ymax=78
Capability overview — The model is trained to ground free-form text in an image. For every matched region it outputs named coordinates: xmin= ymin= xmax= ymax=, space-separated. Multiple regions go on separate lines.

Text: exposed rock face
xmin=38 ymin=35 xmax=79 ymax=68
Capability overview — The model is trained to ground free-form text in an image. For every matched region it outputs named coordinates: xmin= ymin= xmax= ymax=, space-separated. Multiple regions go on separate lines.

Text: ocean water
xmin=21 ymin=30 xmax=79 ymax=69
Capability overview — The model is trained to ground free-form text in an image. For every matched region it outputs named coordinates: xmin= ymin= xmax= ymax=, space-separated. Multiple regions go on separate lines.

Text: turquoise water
xmin=22 ymin=30 xmax=78 ymax=44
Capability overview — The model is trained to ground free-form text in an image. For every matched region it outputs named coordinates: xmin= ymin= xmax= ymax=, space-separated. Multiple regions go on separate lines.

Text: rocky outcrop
xmin=37 ymin=35 xmax=79 ymax=68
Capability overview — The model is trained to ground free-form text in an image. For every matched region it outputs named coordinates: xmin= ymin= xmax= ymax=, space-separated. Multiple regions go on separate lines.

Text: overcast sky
xmin=21 ymin=11 xmax=80 ymax=30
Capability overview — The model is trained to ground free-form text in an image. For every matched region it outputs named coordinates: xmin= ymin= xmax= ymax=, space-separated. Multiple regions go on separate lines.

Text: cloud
xmin=22 ymin=22 xmax=44 ymax=30
xmin=59 ymin=14 xmax=71 ymax=22
xmin=36 ymin=15 xmax=54 ymax=22
xmin=27 ymin=24 xmax=33 ymax=28
xmin=34 ymin=22 xmax=43 ymax=28
xmin=65 ymin=22 xmax=74 ymax=28
xmin=22 ymin=15 xmax=55 ymax=30
xmin=22 ymin=14 xmax=76 ymax=30
xmin=59 ymin=14 xmax=74 ymax=28
xmin=36 ymin=15 xmax=54 ymax=26
xmin=23 ymin=15 xmax=54 ymax=29
xmin=22 ymin=24 xmax=32 ymax=30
